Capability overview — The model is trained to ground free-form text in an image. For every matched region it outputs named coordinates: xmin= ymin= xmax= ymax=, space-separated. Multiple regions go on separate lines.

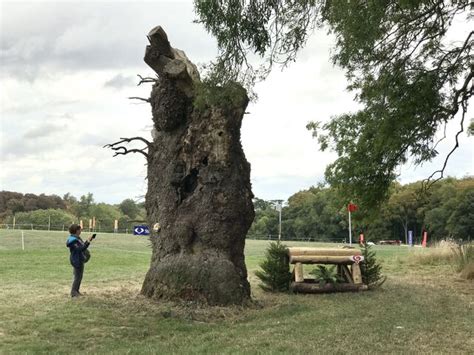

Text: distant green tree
xmin=6 ymin=198 xmax=24 ymax=214
xmin=248 ymin=199 xmax=279 ymax=238
xmin=468 ymin=122 xmax=474 ymax=136
xmin=423 ymin=178 xmax=473 ymax=241
xmin=77 ymin=193 xmax=94 ymax=219
xmin=119 ymin=199 xmax=140 ymax=219
xmin=0 ymin=191 xmax=23 ymax=214
xmin=283 ymin=187 xmax=346 ymax=241
xmin=447 ymin=190 xmax=474 ymax=239
xmin=364 ymin=216 xmax=393 ymax=242
xmin=253 ymin=198 xmax=273 ymax=211
xmin=424 ymin=196 xmax=458 ymax=240
xmin=23 ymin=196 xmax=39 ymax=211
xmin=6 ymin=209 xmax=76 ymax=228
xmin=63 ymin=193 xmax=79 ymax=215
xmin=386 ymin=184 xmax=423 ymax=244
xmin=89 ymin=203 xmax=122 ymax=231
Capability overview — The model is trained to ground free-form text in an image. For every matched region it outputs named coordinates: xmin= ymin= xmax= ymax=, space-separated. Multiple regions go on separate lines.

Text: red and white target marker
xmin=350 ymin=255 xmax=364 ymax=263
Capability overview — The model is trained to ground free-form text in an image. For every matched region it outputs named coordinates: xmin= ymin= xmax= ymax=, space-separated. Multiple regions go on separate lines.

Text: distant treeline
xmin=249 ymin=177 xmax=473 ymax=242
xmin=0 ymin=191 xmax=65 ymax=216
xmin=1 ymin=176 xmax=473 ymax=240
xmin=0 ymin=191 xmax=145 ymax=232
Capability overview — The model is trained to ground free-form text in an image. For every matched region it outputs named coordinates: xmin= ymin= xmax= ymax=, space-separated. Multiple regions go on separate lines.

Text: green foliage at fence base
xmin=310 ymin=265 xmax=344 ymax=288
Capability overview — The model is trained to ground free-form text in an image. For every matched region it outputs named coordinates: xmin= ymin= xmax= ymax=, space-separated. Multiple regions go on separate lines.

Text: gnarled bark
xmin=140 ymin=26 xmax=254 ymax=305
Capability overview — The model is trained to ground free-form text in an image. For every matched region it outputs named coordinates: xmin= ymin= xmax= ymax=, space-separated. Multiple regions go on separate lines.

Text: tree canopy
xmin=248 ymin=177 xmax=474 ymax=242
xmin=194 ymin=0 xmax=473 ymax=207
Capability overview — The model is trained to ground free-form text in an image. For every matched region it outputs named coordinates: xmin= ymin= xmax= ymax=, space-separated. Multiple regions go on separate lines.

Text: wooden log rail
xmin=290 ymin=255 xmax=357 ymax=264
xmin=288 ymin=247 xmax=362 ymax=256
xmin=291 ymin=282 xmax=368 ymax=294
xmin=287 ymin=247 xmax=366 ymax=294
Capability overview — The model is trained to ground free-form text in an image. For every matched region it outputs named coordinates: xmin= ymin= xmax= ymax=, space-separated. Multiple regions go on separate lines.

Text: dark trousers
xmin=71 ymin=264 xmax=84 ymax=297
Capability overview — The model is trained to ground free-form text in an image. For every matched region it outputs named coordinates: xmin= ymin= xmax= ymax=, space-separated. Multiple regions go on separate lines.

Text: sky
xmin=1 ymin=0 xmax=473 ymax=204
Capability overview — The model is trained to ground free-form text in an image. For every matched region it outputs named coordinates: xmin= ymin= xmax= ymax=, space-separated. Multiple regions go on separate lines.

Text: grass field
xmin=0 ymin=230 xmax=473 ymax=354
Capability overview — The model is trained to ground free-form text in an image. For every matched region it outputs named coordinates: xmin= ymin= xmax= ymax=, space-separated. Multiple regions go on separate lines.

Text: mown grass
xmin=0 ymin=230 xmax=473 ymax=354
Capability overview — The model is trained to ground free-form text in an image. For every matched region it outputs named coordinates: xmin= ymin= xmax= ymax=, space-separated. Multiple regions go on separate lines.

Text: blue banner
xmin=133 ymin=225 xmax=150 ymax=236
xmin=408 ymin=230 xmax=413 ymax=246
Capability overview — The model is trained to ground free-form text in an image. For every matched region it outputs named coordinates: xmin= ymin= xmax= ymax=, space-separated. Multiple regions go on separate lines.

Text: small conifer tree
xmin=255 ymin=242 xmax=292 ymax=292
xmin=360 ymin=243 xmax=386 ymax=289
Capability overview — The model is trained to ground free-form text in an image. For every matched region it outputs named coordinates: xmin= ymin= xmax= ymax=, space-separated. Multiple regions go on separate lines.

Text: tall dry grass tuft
xmin=409 ymin=241 xmax=474 ymax=279
xmin=460 ymin=262 xmax=474 ymax=280
xmin=409 ymin=241 xmax=457 ymax=265
xmin=452 ymin=243 xmax=474 ymax=279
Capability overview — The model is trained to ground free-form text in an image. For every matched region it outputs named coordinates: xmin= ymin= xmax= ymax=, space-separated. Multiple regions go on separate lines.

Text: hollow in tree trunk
xmin=140 ymin=26 xmax=254 ymax=305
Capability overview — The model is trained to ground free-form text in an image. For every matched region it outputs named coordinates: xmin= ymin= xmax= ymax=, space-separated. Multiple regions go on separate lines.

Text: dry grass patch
xmin=82 ymin=280 xmax=267 ymax=325
xmin=460 ymin=261 xmax=474 ymax=280
xmin=407 ymin=241 xmax=457 ymax=265
xmin=407 ymin=241 xmax=474 ymax=279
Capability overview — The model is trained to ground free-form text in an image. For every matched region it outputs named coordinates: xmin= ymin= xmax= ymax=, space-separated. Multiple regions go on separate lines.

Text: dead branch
xmin=137 ymin=74 xmax=158 ymax=86
xmin=108 ymin=146 xmax=149 ymax=158
xmin=113 ymin=137 xmax=151 ymax=147
xmin=103 ymin=136 xmax=151 ymax=158
xmin=128 ymin=96 xmax=150 ymax=103
xmin=422 ymin=66 xmax=473 ymax=191
xmin=432 ymin=121 xmax=447 ymax=152
xmin=423 ymin=101 xmax=469 ymax=191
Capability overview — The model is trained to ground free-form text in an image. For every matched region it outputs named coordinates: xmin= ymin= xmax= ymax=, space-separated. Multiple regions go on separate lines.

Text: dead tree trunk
xmin=140 ymin=26 xmax=254 ymax=305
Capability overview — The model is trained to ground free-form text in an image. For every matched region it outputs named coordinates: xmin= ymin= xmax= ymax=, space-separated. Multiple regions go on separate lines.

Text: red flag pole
xmin=348 ymin=208 xmax=352 ymax=246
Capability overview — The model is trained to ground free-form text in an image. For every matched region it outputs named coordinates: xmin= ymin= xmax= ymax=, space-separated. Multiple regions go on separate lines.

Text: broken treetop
xmin=144 ymin=26 xmax=200 ymax=89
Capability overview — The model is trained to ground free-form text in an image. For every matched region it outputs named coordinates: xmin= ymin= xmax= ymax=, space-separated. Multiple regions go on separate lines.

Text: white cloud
xmin=0 ymin=1 xmax=472 ymax=204
xmin=104 ymin=74 xmax=137 ymax=90
xmin=242 ymin=31 xmax=360 ymax=198
xmin=0 ymin=1 xmax=216 ymax=81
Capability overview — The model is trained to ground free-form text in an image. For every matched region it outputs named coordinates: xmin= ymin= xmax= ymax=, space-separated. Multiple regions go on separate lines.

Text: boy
xmin=66 ymin=224 xmax=95 ymax=297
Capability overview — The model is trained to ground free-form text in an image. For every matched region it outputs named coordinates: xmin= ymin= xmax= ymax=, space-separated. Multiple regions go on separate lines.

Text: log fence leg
xmin=341 ymin=265 xmax=354 ymax=284
xmin=352 ymin=263 xmax=362 ymax=284
xmin=294 ymin=262 xmax=304 ymax=283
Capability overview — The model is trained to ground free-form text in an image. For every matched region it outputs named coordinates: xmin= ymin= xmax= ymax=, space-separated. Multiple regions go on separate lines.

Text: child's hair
xmin=69 ymin=224 xmax=82 ymax=235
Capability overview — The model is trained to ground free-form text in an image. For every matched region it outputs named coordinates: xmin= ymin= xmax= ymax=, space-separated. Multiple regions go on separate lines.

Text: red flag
xmin=348 ymin=203 xmax=358 ymax=212
xmin=422 ymin=231 xmax=428 ymax=247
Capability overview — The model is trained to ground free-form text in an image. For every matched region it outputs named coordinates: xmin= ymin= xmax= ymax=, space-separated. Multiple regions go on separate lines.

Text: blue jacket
xmin=66 ymin=235 xmax=90 ymax=268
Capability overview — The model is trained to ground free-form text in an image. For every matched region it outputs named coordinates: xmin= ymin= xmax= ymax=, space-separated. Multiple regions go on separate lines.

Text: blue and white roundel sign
xmin=133 ymin=225 xmax=150 ymax=236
